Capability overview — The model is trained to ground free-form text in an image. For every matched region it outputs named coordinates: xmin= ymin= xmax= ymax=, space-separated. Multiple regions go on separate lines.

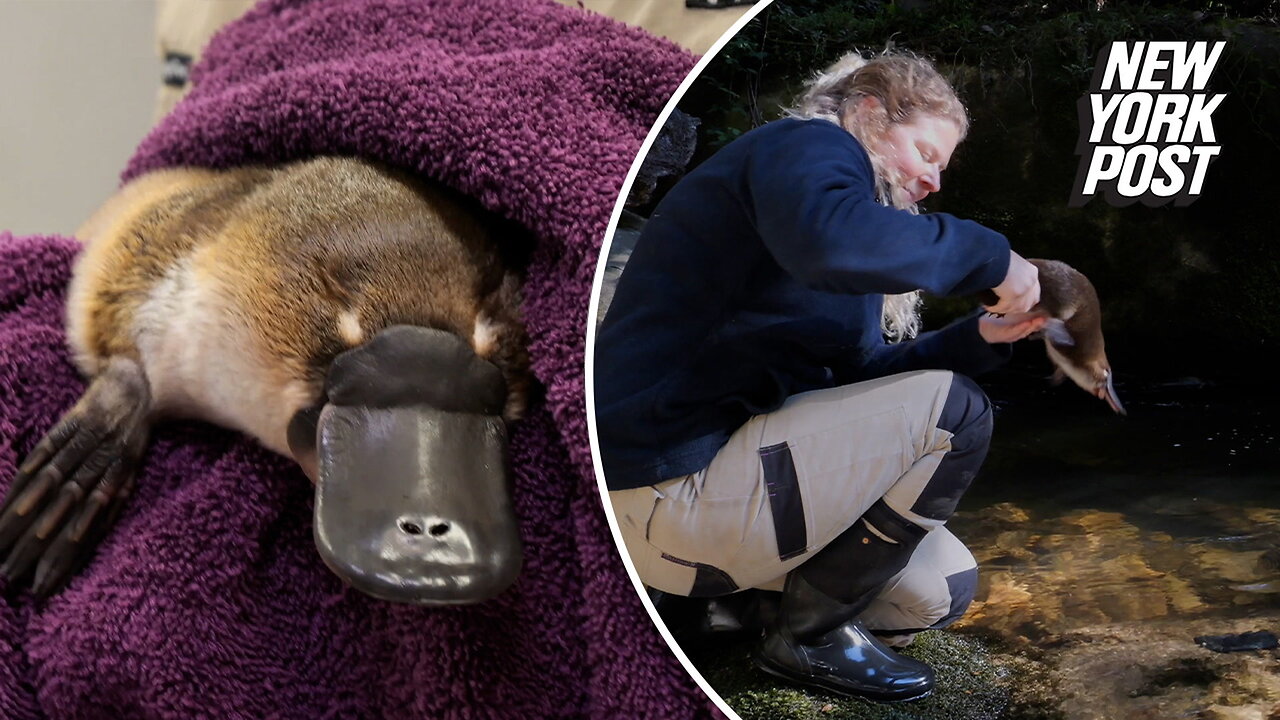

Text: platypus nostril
xmin=399 ymin=520 xmax=424 ymax=536
xmin=429 ymin=522 xmax=450 ymax=537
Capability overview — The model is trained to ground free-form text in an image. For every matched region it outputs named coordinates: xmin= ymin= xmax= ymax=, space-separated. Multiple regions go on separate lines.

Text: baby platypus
xmin=987 ymin=258 xmax=1124 ymax=415
xmin=0 ymin=157 xmax=531 ymax=603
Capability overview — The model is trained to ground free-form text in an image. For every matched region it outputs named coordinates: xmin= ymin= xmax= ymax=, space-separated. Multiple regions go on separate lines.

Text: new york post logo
xmin=1070 ymin=41 xmax=1226 ymax=208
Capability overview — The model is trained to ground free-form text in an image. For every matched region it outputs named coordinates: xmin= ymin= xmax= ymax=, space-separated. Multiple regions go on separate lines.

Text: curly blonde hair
xmin=786 ymin=50 xmax=968 ymax=342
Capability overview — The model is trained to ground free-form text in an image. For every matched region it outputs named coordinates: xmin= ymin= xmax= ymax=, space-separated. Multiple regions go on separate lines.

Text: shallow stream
xmin=957 ymin=364 xmax=1280 ymax=643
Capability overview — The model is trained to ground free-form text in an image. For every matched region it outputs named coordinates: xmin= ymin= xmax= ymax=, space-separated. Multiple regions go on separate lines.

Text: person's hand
xmin=978 ymin=312 xmax=1047 ymax=344
xmin=985 ymin=252 xmax=1040 ymax=315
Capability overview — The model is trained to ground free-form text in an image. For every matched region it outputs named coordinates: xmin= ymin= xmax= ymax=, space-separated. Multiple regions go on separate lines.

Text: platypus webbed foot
xmin=0 ymin=357 xmax=150 ymax=598
xmin=292 ymin=326 xmax=523 ymax=605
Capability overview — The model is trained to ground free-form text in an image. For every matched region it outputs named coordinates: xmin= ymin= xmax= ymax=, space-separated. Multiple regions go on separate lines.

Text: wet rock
xmin=985 ymin=502 xmax=1032 ymax=526
xmin=1165 ymin=575 xmax=1207 ymax=614
xmin=1129 ymin=657 xmax=1218 ymax=696
xmin=1055 ymin=509 xmax=1137 ymax=538
xmin=627 ymin=109 xmax=699 ymax=207
xmin=970 ymin=528 xmax=1040 ymax=566
xmin=1051 ymin=616 xmax=1280 ymax=720
xmin=1195 ymin=631 xmax=1279 ymax=653
xmin=1244 ymin=509 xmax=1280 ymax=528
xmin=961 ymin=571 xmax=1053 ymax=644
xmin=1132 ymin=493 xmax=1230 ymax=518
xmin=1257 ymin=548 xmax=1280 ymax=573
xmin=1195 ymin=546 xmax=1269 ymax=583
xmin=594 ymin=211 xmax=644 ymax=329
xmin=1203 ymin=705 xmax=1280 ymax=720
xmin=955 ymin=497 xmax=1280 ymax=644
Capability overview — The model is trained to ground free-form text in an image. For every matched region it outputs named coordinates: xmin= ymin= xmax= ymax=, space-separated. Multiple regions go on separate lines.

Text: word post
xmin=1070 ymin=41 xmax=1226 ymax=207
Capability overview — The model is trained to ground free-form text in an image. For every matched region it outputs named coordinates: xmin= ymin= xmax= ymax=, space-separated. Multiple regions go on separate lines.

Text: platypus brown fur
xmin=0 ymin=157 xmax=532 ymax=602
xmin=1024 ymin=259 xmax=1125 ymax=415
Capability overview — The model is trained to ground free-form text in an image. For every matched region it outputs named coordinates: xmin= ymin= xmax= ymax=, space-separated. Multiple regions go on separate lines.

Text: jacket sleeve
xmin=748 ymin=121 xmax=1011 ymax=297
xmin=839 ymin=312 xmax=1013 ymax=382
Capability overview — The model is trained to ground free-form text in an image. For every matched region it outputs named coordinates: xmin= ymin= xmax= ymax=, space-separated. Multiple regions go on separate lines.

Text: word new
xmin=1070 ymin=41 xmax=1226 ymax=207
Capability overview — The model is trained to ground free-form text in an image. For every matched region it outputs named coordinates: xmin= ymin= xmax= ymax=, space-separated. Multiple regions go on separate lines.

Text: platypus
xmin=983 ymin=258 xmax=1125 ymax=415
xmin=0 ymin=157 xmax=531 ymax=603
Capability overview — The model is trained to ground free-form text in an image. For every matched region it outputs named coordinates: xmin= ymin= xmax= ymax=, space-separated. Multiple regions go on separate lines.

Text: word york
xmin=1069 ymin=41 xmax=1226 ymax=207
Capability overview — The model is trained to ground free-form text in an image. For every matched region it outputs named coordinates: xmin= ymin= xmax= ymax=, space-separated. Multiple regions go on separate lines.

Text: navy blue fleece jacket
xmin=595 ymin=118 xmax=1012 ymax=490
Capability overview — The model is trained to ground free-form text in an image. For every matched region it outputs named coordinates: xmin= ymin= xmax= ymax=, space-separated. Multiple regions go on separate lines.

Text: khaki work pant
xmin=610 ymin=370 xmax=981 ymax=639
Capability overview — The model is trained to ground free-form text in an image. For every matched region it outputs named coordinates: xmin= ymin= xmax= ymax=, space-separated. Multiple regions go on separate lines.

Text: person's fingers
xmin=1001 ymin=317 xmax=1043 ymax=342
xmin=1023 ymin=317 xmax=1051 ymax=339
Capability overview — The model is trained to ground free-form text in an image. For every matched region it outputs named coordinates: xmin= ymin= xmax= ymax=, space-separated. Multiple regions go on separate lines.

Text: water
xmin=952 ymin=364 xmax=1280 ymax=641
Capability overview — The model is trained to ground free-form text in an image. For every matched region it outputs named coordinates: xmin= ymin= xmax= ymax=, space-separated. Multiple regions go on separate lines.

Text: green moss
xmin=686 ymin=630 xmax=1061 ymax=720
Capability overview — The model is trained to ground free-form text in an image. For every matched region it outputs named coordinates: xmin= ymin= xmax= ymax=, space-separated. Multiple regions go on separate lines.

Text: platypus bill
xmin=0 ymin=157 xmax=531 ymax=603
xmin=983 ymin=258 xmax=1125 ymax=415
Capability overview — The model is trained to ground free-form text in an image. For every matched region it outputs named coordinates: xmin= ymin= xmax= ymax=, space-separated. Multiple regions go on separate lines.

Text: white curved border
xmin=584 ymin=4 xmax=776 ymax=719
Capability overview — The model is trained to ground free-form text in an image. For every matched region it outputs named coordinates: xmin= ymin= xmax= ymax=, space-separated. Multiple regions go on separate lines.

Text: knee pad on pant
xmin=939 ymin=373 xmax=993 ymax=453
xmin=909 ymin=374 xmax=993 ymax=521
xmin=929 ymin=567 xmax=979 ymax=629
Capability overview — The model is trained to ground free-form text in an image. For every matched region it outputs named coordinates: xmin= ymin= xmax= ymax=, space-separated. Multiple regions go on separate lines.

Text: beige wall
xmin=0 ymin=0 xmax=753 ymax=237
xmin=0 ymin=0 xmax=157 ymax=237
xmin=553 ymin=0 xmax=753 ymax=56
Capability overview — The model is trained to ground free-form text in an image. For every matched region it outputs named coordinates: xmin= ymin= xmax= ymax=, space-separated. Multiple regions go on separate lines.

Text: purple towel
xmin=0 ymin=1 xmax=716 ymax=717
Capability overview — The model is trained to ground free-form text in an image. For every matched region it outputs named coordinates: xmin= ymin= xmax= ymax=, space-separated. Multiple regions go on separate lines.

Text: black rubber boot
xmin=753 ymin=500 xmax=934 ymax=702
xmin=751 ymin=374 xmax=992 ymax=700
xmin=753 ymin=572 xmax=935 ymax=702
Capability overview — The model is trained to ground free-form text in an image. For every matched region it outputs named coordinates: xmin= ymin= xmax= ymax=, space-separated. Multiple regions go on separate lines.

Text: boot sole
xmin=752 ymin=653 xmax=934 ymax=703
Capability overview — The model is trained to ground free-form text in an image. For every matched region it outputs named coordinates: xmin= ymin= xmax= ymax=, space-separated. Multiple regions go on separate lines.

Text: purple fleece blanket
xmin=0 ymin=1 xmax=711 ymax=717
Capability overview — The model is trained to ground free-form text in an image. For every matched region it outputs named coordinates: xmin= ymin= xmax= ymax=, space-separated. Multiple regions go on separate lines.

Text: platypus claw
xmin=0 ymin=422 xmax=140 ymax=598
xmin=0 ymin=359 xmax=149 ymax=598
